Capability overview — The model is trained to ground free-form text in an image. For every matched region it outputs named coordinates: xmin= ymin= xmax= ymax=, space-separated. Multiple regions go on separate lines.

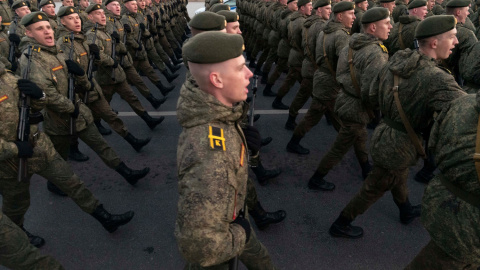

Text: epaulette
xmin=63 ymin=36 xmax=71 ymax=43
xmin=91 ymin=28 xmax=96 ymax=32
xmin=378 ymin=43 xmax=388 ymax=54
xmin=438 ymin=65 xmax=452 ymax=75
xmin=342 ymin=28 xmax=350 ymax=35
xmin=109 ymin=17 xmax=114 ymax=22
xmin=32 ymin=46 xmax=41 ymax=53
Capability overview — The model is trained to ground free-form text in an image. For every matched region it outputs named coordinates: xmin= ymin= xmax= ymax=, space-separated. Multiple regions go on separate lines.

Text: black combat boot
xmin=261 ymin=137 xmax=273 ymax=147
xmin=307 ymin=171 xmax=335 ymax=191
xmin=251 ymin=159 xmax=281 ymax=186
xmin=21 ymin=227 xmax=45 ymax=248
xmin=395 ymin=198 xmax=421 ymax=225
xmin=272 ymin=97 xmax=289 ymax=110
xmin=69 ymin=143 xmax=89 ymax=162
xmin=360 ymin=160 xmax=372 ymax=180
xmin=261 ymin=72 xmax=268 ymax=84
xmin=115 ymin=162 xmax=150 ymax=185
xmin=47 ymin=181 xmax=67 ymax=196
xmin=248 ymin=202 xmax=286 ymax=230
xmin=140 ymin=112 xmax=165 ymax=130
xmin=329 ymin=214 xmax=363 ymax=239
xmin=286 ymin=135 xmax=310 ymax=155
xmin=414 ymin=155 xmax=436 ymax=184
xmin=162 ymin=69 xmax=179 ymax=83
xmin=263 ymin=84 xmax=276 ymax=97
xmin=156 ymin=81 xmax=175 ymax=97
xmin=285 ymin=114 xmax=297 ymax=130
xmin=124 ymin=133 xmax=151 ymax=152
xmin=91 ymin=204 xmax=134 ymax=233
xmin=167 ymin=61 xmax=181 ymax=73
xmin=94 ymin=119 xmax=112 ymax=136
xmin=146 ymin=93 xmax=166 ymax=109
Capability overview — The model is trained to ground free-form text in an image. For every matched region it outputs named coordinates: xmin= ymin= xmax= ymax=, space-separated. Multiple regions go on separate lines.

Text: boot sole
xmin=329 ymin=228 xmax=363 ymax=239
xmin=104 ymin=212 xmax=135 ymax=233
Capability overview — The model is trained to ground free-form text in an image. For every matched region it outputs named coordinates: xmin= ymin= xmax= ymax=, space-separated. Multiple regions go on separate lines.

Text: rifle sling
xmin=304 ymin=27 xmax=318 ymax=69
xmin=440 ymin=174 xmax=480 ymax=208
xmin=392 ymin=74 xmax=426 ymax=159
xmin=398 ymin=23 xmax=406 ymax=50
xmin=323 ymin=33 xmax=337 ymax=84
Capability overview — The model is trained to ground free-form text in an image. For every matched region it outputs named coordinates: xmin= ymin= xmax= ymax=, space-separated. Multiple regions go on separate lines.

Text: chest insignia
xmin=0 ymin=95 xmax=8 ymax=103
xmin=208 ymin=125 xmax=226 ymax=151
xmin=240 ymin=143 xmax=245 ymax=166
xmin=379 ymin=43 xmax=388 ymax=53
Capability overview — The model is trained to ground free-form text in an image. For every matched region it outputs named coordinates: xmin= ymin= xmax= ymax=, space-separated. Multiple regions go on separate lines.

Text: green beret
xmin=415 ymin=15 xmax=457 ymax=39
xmin=354 ymin=0 xmax=367 ymax=3
xmin=104 ymin=0 xmax=118 ymax=5
xmin=11 ymin=0 xmax=28 ymax=10
xmin=20 ymin=11 xmax=49 ymax=26
xmin=39 ymin=0 xmax=55 ymax=8
xmin=297 ymin=0 xmax=311 ymax=7
xmin=183 ymin=31 xmax=244 ymax=64
xmin=85 ymin=4 xmax=102 ymax=13
xmin=208 ymin=0 xmax=223 ymax=7
xmin=379 ymin=0 xmax=394 ymax=2
xmin=446 ymin=0 xmax=470 ymax=7
xmin=408 ymin=0 xmax=427 ymax=9
xmin=57 ymin=6 xmax=77 ymax=17
xmin=361 ymin=7 xmax=389 ymax=23
xmin=216 ymin=10 xmax=238 ymax=22
xmin=314 ymin=0 xmax=331 ymax=8
xmin=287 ymin=0 xmax=296 ymax=4
xmin=333 ymin=1 xmax=355 ymax=13
xmin=210 ymin=3 xmax=230 ymax=12
xmin=189 ymin=11 xmax=226 ymax=31
xmin=123 ymin=0 xmax=136 ymax=3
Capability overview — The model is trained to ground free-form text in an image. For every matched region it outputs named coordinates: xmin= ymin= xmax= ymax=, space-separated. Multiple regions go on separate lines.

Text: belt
xmin=440 ymin=174 xmax=480 ymax=208
xmin=383 ymin=116 xmax=407 ymax=133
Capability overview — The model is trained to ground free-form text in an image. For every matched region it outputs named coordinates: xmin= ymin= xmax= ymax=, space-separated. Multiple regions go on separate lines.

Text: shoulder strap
xmin=304 ymin=27 xmax=318 ymax=69
xmin=398 ymin=23 xmax=406 ymax=50
xmin=348 ymin=48 xmax=374 ymax=119
xmin=392 ymin=74 xmax=426 ymax=158
xmin=323 ymin=33 xmax=337 ymax=83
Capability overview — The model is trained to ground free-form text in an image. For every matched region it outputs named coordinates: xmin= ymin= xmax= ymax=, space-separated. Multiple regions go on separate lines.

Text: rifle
xmin=17 ymin=46 xmax=33 ymax=182
xmin=135 ymin=22 xmax=143 ymax=58
xmin=8 ymin=16 xmax=18 ymax=65
xmin=84 ymin=22 xmax=98 ymax=104
xmin=67 ymin=32 xmax=76 ymax=135
xmin=111 ymin=33 xmax=116 ymax=82
xmin=119 ymin=25 xmax=127 ymax=66
xmin=249 ymin=75 xmax=258 ymax=126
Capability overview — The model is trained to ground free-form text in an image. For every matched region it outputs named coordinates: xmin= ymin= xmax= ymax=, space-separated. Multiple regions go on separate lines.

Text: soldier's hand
xmin=71 ymin=105 xmax=79 ymax=118
xmin=140 ymin=23 xmax=146 ymax=31
xmin=8 ymin=33 xmax=20 ymax=45
xmin=10 ymin=60 xmax=18 ymax=72
xmin=231 ymin=216 xmax=251 ymax=243
xmin=147 ymin=15 xmax=153 ymax=22
xmin=154 ymin=12 xmax=159 ymax=19
xmin=124 ymin=23 xmax=132 ymax=33
xmin=242 ymin=125 xmax=261 ymax=153
xmin=17 ymin=79 xmax=44 ymax=99
xmin=14 ymin=141 xmax=33 ymax=158
xmin=65 ymin=60 xmax=85 ymax=76
xmin=111 ymin=31 xmax=120 ymax=43
xmin=88 ymin=44 xmax=100 ymax=60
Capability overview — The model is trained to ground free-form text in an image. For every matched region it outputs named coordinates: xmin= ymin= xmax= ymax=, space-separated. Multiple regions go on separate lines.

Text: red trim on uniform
xmin=52 ymin=65 xmax=63 ymax=71
xmin=0 ymin=95 xmax=7 ymax=103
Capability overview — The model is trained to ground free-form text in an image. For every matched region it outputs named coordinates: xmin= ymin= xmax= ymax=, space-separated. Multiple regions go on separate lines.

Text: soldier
xmin=217 ymin=10 xmax=242 ymax=34
xmin=392 ymin=0 xmax=408 ymax=23
xmin=56 ymin=6 xmax=151 ymax=153
xmin=59 ymin=0 xmax=74 ymax=7
xmin=352 ymin=0 xmax=368 ymax=33
xmin=286 ymin=1 xmax=355 ymax=155
xmin=18 ymin=11 xmax=150 ymax=191
xmin=77 ymin=0 xmax=89 ymax=25
xmin=379 ymin=0 xmax=395 ymax=23
xmin=0 ymin=0 xmax=13 ymax=34
xmin=39 ymin=0 xmax=58 ymax=38
xmin=0 ymin=55 xmax=134 ymax=246
xmin=307 ymin=7 xmax=391 ymax=191
xmin=84 ymin=4 xmax=168 ymax=130
xmin=176 ymin=31 xmax=276 ymax=269
xmin=404 ymin=92 xmax=480 ymax=269
xmin=0 ymin=16 xmax=11 ymax=69
xmin=432 ymin=0 xmax=444 ymax=14
xmin=328 ymin=15 xmax=466 ymax=239
xmin=384 ymin=0 xmax=428 ymax=56
xmin=12 ymin=0 xmax=31 ymax=38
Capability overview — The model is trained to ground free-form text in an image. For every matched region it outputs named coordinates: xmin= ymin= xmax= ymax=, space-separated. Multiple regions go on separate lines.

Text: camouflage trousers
xmin=89 ymin=92 xmax=129 ymax=138
xmin=277 ymin=66 xmax=302 ymax=100
xmin=0 ymin=152 xmax=99 ymax=226
xmin=267 ymin=57 xmax=288 ymax=86
xmin=101 ymin=80 xmax=147 ymax=117
xmin=293 ymin=98 xmax=342 ymax=138
xmin=246 ymin=177 xmax=259 ymax=210
xmin=49 ymin=123 xmax=122 ymax=169
xmin=316 ymin=123 xmax=368 ymax=175
xmin=340 ymin=166 xmax=408 ymax=221
xmin=289 ymin=77 xmax=313 ymax=118
xmin=133 ymin=60 xmax=163 ymax=85
xmin=184 ymin=229 xmax=276 ymax=270
xmin=123 ymin=65 xmax=152 ymax=99
xmin=405 ymin=241 xmax=479 ymax=270
xmin=0 ymin=212 xmax=64 ymax=270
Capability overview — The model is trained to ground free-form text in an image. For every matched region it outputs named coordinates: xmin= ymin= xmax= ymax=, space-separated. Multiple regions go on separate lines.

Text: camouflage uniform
xmin=405 ymin=93 xmax=480 ymax=269
xmin=338 ymin=49 xmax=466 ymax=222
xmin=384 ymin=15 xmax=420 ymax=56
xmin=293 ymin=20 xmax=349 ymax=139
xmin=0 ymin=0 xmax=13 ymax=33
xmin=432 ymin=2 xmax=445 ymax=14
xmin=392 ymin=0 xmax=408 ymax=23
xmin=314 ymin=33 xmax=389 ymax=179
xmin=175 ymin=77 xmax=276 ymax=269
xmin=444 ymin=23 xmax=477 ymax=80
xmin=46 ymin=14 xmax=59 ymax=39
xmin=351 ymin=7 xmax=365 ymax=34
xmin=18 ymin=37 xmax=122 ymax=169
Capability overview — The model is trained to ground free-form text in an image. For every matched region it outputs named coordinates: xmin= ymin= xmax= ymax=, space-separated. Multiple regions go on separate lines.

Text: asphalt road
xmin=2 ymin=9 xmax=431 ymax=269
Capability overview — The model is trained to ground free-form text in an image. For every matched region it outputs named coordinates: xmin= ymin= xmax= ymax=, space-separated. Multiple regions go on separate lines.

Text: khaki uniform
xmin=261 ymin=1 xmax=284 ymax=77
xmin=0 ymin=0 xmax=13 ymax=33
xmin=267 ymin=8 xmax=292 ymax=85
xmin=18 ymin=37 xmax=122 ymax=169
xmin=339 ymin=49 xmax=466 ymax=221
xmin=176 ymin=77 xmax=275 ymax=269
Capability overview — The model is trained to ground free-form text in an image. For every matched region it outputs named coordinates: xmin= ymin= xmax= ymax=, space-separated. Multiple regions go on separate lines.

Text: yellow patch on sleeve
xmin=240 ymin=143 xmax=245 ymax=166
xmin=208 ymin=126 xmax=226 ymax=151
xmin=52 ymin=65 xmax=63 ymax=71
xmin=0 ymin=95 xmax=8 ymax=103
xmin=80 ymin=52 xmax=87 ymax=56
xmin=105 ymin=38 xmax=111 ymax=41
xmin=379 ymin=43 xmax=388 ymax=53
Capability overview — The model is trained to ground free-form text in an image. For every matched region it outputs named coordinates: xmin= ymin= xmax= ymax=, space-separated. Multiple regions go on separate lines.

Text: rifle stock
xmin=67 ymin=32 xmax=76 ymax=136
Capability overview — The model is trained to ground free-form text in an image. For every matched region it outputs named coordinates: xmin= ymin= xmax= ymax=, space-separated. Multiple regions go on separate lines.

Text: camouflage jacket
xmin=370 ymin=49 xmax=466 ymax=169
xmin=301 ymin=14 xmax=326 ymax=78
xmin=335 ymin=33 xmax=389 ymax=125
xmin=121 ymin=11 xmax=148 ymax=61
xmin=277 ymin=9 xmax=293 ymax=58
xmin=267 ymin=3 xmax=286 ymax=47
xmin=432 ymin=3 xmax=445 ymax=15
xmin=460 ymin=41 xmax=480 ymax=85
xmin=175 ymin=77 xmax=249 ymax=267
xmin=105 ymin=9 xmax=133 ymax=68
xmin=18 ymin=37 xmax=93 ymax=136
xmin=287 ymin=11 xmax=306 ymax=67
xmin=444 ymin=23 xmax=477 ymax=77
xmin=84 ymin=21 xmax=127 ymax=85
xmin=392 ymin=0 xmax=408 ymax=23
xmin=351 ymin=7 xmax=365 ymax=34
xmin=313 ymin=20 xmax=351 ymax=101
xmin=422 ymin=93 xmax=480 ymax=264
xmin=0 ymin=0 xmax=13 ymax=33
xmin=384 ymin=15 xmax=420 ymax=56
xmin=47 ymin=14 xmax=58 ymax=40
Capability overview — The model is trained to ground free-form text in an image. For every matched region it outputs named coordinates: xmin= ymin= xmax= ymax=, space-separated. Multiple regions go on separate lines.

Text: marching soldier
xmin=392 ymin=0 xmax=408 ymax=23
xmin=39 ymin=0 xmax=58 ymax=38
xmin=352 ymin=0 xmax=368 ymax=33
xmin=0 ymin=0 xmax=13 ymax=33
